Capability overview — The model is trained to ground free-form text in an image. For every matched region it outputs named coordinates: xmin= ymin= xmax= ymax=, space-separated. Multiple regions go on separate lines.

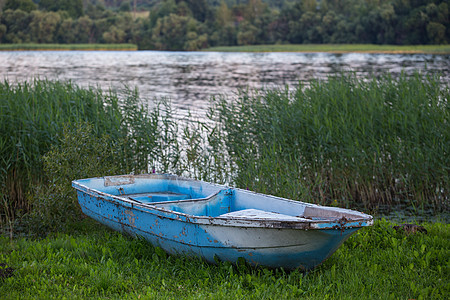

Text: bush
xmin=26 ymin=123 xmax=123 ymax=233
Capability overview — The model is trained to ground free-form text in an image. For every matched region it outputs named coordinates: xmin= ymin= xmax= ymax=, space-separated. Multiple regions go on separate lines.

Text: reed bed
xmin=0 ymin=80 xmax=166 ymax=229
xmin=212 ymin=73 xmax=449 ymax=209
xmin=1 ymin=74 xmax=448 ymax=233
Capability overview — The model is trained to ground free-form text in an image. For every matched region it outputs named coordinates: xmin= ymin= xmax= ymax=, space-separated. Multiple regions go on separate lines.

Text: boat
xmin=72 ymin=174 xmax=373 ymax=270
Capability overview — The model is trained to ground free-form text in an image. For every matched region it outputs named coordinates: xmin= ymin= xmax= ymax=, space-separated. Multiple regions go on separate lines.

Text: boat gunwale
xmin=72 ymin=177 xmax=373 ymax=230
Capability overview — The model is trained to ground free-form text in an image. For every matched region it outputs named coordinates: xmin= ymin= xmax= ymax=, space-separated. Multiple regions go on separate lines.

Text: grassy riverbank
xmin=205 ymin=44 xmax=450 ymax=54
xmin=0 ymin=219 xmax=448 ymax=299
xmin=1 ymin=44 xmax=448 ymax=53
xmin=0 ymin=75 xmax=448 ymax=299
xmin=0 ymin=43 xmax=138 ymax=51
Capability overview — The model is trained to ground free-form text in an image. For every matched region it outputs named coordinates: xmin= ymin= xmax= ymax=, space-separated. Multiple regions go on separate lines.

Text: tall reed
xmin=212 ymin=73 xmax=449 ymax=209
xmin=0 ymin=80 xmax=159 ymax=226
xmin=1 ymin=73 xmax=448 ymax=233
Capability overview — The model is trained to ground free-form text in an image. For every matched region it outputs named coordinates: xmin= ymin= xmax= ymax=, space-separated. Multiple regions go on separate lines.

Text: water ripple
xmin=1 ymin=51 xmax=448 ymax=120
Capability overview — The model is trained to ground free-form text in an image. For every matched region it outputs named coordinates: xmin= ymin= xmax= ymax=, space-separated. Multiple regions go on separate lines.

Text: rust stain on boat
xmin=124 ymin=209 xmax=137 ymax=227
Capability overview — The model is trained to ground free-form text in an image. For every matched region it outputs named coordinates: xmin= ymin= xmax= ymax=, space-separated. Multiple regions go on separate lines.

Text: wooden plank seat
xmin=219 ymin=209 xmax=312 ymax=222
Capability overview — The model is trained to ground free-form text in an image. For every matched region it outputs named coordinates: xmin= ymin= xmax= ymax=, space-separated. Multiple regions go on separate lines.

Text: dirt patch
xmin=0 ymin=263 xmax=14 ymax=280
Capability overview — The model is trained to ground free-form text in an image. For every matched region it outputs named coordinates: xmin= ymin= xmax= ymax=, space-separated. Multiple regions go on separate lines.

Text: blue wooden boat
xmin=72 ymin=174 xmax=373 ymax=270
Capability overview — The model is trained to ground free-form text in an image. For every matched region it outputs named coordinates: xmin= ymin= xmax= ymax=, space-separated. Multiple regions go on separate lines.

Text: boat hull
xmin=73 ymin=174 xmax=373 ymax=270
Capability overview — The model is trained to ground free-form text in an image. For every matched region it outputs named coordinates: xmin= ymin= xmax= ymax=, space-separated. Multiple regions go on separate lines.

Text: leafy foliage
xmin=38 ymin=0 xmax=83 ymax=18
xmin=26 ymin=123 xmax=123 ymax=233
xmin=3 ymin=0 xmax=36 ymax=13
xmin=0 ymin=0 xmax=449 ymax=49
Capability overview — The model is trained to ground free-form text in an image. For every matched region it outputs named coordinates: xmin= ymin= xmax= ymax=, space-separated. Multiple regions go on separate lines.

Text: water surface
xmin=1 ymin=51 xmax=448 ymax=119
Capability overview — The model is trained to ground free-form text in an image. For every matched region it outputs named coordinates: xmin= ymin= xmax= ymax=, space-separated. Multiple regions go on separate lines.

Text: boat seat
xmin=125 ymin=192 xmax=190 ymax=203
xmin=218 ymin=209 xmax=311 ymax=222
xmin=152 ymin=189 xmax=232 ymax=217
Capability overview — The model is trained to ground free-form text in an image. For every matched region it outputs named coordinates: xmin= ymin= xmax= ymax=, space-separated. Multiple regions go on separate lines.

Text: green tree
xmin=74 ymin=15 xmax=93 ymax=43
xmin=301 ymin=0 xmax=318 ymax=13
xmin=184 ymin=31 xmax=208 ymax=50
xmin=183 ymin=0 xmax=212 ymax=22
xmin=176 ymin=1 xmax=193 ymax=17
xmin=216 ymin=1 xmax=232 ymax=27
xmin=330 ymin=16 xmax=357 ymax=43
xmin=282 ymin=1 xmax=304 ymax=43
xmin=436 ymin=2 xmax=448 ymax=25
xmin=320 ymin=10 xmax=337 ymax=42
xmin=39 ymin=0 xmax=83 ymax=18
xmin=150 ymin=0 xmax=177 ymax=27
xmin=1 ymin=8 xmax=31 ymax=43
xmin=402 ymin=7 xmax=429 ymax=44
xmin=365 ymin=3 xmax=397 ymax=44
xmin=103 ymin=25 xmax=126 ymax=43
xmin=119 ymin=1 xmax=131 ymax=12
xmin=210 ymin=1 xmax=236 ymax=46
xmin=237 ymin=20 xmax=258 ymax=45
xmin=298 ymin=11 xmax=322 ymax=43
xmin=85 ymin=2 xmax=113 ymax=20
xmin=152 ymin=13 xmax=207 ymax=50
xmin=426 ymin=21 xmax=446 ymax=44
xmin=4 ymin=0 xmax=36 ymax=13
xmin=132 ymin=16 xmax=154 ymax=49
xmin=243 ymin=0 xmax=267 ymax=21
xmin=0 ymin=23 xmax=6 ymax=41
xmin=56 ymin=17 xmax=76 ymax=43
xmin=29 ymin=10 xmax=61 ymax=43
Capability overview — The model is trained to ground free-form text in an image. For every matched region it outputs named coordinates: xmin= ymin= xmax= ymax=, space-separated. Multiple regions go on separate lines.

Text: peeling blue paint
xmin=73 ymin=174 xmax=373 ymax=270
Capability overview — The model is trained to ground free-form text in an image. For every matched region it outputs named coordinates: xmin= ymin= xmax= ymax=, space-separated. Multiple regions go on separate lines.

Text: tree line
xmin=0 ymin=0 xmax=448 ymax=50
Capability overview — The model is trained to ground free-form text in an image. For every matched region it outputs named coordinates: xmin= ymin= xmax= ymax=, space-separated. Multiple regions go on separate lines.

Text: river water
xmin=1 ymin=51 xmax=449 ymax=120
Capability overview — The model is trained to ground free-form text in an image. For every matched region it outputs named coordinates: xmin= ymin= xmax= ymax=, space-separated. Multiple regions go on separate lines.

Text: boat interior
xmin=75 ymin=175 xmax=368 ymax=221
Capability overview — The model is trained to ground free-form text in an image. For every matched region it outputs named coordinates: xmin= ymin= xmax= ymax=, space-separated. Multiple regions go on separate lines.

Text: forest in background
xmin=0 ymin=0 xmax=448 ymax=50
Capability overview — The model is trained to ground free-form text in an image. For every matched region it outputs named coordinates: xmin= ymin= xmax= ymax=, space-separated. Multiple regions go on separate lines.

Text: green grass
xmin=205 ymin=44 xmax=450 ymax=54
xmin=2 ymin=43 xmax=447 ymax=53
xmin=0 ymin=219 xmax=448 ymax=299
xmin=0 ymin=43 xmax=138 ymax=51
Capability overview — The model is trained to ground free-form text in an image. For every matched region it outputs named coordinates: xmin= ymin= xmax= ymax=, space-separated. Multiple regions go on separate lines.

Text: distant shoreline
xmin=0 ymin=43 xmax=138 ymax=51
xmin=1 ymin=43 xmax=449 ymax=54
xmin=204 ymin=44 xmax=450 ymax=54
